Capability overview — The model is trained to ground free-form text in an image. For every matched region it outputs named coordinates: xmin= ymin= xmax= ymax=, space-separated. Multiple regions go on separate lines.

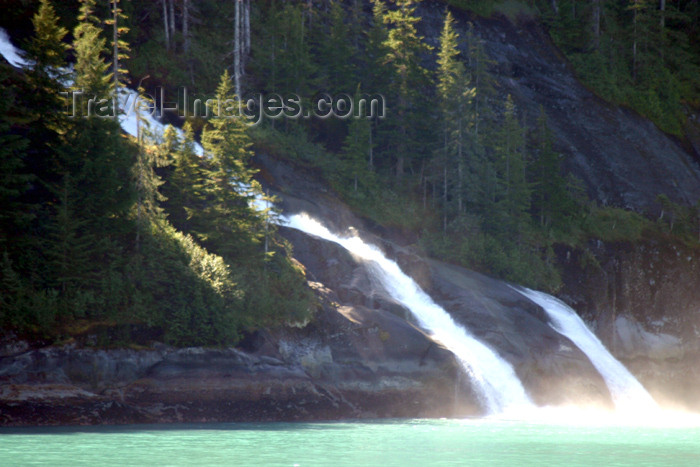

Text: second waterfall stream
xmin=517 ymin=288 xmax=658 ymax=412
xmin=282 ymin=212 xmax=533 ymax=414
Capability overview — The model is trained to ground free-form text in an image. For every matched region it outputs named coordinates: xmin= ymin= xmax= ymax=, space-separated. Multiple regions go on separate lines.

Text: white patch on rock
xmin=614 ymin=315 xmax=683 ymax=360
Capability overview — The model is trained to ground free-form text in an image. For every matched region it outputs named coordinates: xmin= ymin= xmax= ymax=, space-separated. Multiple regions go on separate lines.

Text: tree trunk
xmin=169 ymin=0 xmax=176 ymax=49
xmin=551 ymin=0 xmax=559 ymax=14
xmin=264 ymin=190 xmax=269 ymax=255
xmin=396 ymin=89 xmax=407 ymax=181
xmin=244 ymin=0 xmax=251 ymax=56
xmin=136 ymin=129 xmax=142 ymax=249
xmin=112 ymin=0 xmax=119 ymax=117
xmin=457 ymin=117 xmax=463 ymax=214
xmin=234 ymin=0 xmax=242 ymax=99
xmin=443 ymin=131 xmax=448 ymax=233
xmin=163 ymin=0 xmax=170 ymax=51
xmin=183 ymin=0 xmax=189 ymax=54
xmin=306 ymin=0 xmax=313 ymax=27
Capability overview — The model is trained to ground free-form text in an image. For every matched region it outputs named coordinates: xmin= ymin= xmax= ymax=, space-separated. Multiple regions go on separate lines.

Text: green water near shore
xmin=2 ymin=417 xmax=699 ymax=466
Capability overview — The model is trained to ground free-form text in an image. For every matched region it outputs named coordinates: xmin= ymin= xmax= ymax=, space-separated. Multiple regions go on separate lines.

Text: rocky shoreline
xmin=0 ymin=280 xmax=463 ymax=426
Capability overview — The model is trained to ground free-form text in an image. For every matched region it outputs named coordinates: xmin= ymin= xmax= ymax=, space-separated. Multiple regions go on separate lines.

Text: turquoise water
xmin=2 ymin=418 xmax=700 ymax=466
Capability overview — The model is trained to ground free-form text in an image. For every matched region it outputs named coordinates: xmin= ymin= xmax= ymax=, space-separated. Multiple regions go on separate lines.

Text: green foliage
xmin=492 ymin=95 xmax=530 ymax=230
xmin=492 ymin=1 xmax=536 ymax=20
xmin=445 ymin=0 xmax=496 ymax=17
xmin=0 ymin=252 xmax=59 ymax=336
xmin=530 ymin=108 xmax=577 ymax=230
xmin=655 ymin=194 xmax=700 ymax=244
xmin=73 ymin=0 xmax=112 ymax=98
xmin=548 ymin=0 xmax=697 ymax=135
xmin=105 ymin=0 xmax=131 ymax=93
xmin=135 ymin=219 xmax=244 ymax=346
xmin=20 ymin=0 xmax=70 ymax=131
xmin=581 ymin=206 xmax=650 ymax=242
xmin=250 ymin=2 xmax=317 ymax=97
xmin=341 ymin=93 xmax=374 ymax=193
xmin=194 ymin=71 xmax=264 ymax=260
xmin=161 ymin=122 xmax=203 ymax=232
xmin=379 ymin=0 xmax=435 ymax=181
xmin=21 ymin=0 xmax=69 ymax=79
xmin=420 ymin=216 xmax=562 ymax=292
xmin=444 ymin=0 xmax=700 ymax=135
xmin=434 ymin=10 xmax=474 ymax=226
xmin=244 ymin=250 xmax=317 ymax=329
xmin=320 ymin=1 xmax=358 ymax=95
xmin=0 ymin=66 xmax=32 ymax=247
xmin=4 ymin=0 xmax=699 ymax=348
xmin=0 ymin=3 xmax=316 ymax=347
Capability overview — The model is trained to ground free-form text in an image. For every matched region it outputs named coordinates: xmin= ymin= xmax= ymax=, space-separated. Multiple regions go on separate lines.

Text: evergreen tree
xmin=21 ymin=0 xmax=69 ymax=90
xmin=365 ymin=0 xmax=391 ymax=94
xmin=493 ymin=95 xmax=530 ymax=232
xmin=465 ymin=22 xmax=496 ymax=145
xmin=341 ymin=95 xmax=374 ymax=193
xmin=46 ymin=173 xmax=94 ymax=319
xmin=21 ymin=0 xmax=69 ymax=136
xmin=163 ymin=122 xmax=205 ymax=232
xmin=379 ymin=0 xmax=433 ymax=182
xmin=73 ymin=0 xmax=112 ymax=101
xmin=106 ymin=0 xmax=131 ymax=109
xmin=133 ymin=92 xmax=169 ymax=249
xmin=530 ymin=108 xmax=572 ymax=229
xmin=197 ymin=70 xmax=264 ymax=260
xmin=251 ymin=2 xmax=316 ymax=97
xmin=435 ymin=10 xmax=474 ymax=227
xmin=0 ymin=68 xmax=32 ymax=249
xmin=57 ymin=116 xmax=134 ymax=235
xmin=322 ymin=0 xmax=356 ymax=95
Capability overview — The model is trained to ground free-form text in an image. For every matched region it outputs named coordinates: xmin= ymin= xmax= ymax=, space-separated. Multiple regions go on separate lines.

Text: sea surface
xmin=2 ymin=417 xmax=700 ymax=466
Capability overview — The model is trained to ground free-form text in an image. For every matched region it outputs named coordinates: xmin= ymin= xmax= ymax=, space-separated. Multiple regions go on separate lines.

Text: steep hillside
xmin=420 ymin=1 xmax=700 ymax=211
xmin=3 ymin=0 xmax=700 ymax=424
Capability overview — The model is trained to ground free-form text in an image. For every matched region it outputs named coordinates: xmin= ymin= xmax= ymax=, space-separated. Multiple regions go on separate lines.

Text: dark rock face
xmin=424 ymin=261 xmax=611 ymax=408
xmin=274 ymin=188 xmax=612 ymax=409
xmin=0 ymin=180 xmax=622 ymax=426
xmin=417 ymin=1 xmax=700 ymax=211
xmin=8 ymin=2 xmax=700 ymax=425
xmin=557 ymin=241 xmax=700 ymax=410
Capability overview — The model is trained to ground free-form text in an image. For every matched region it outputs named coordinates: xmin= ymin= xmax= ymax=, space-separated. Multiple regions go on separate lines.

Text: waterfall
xmin=283 ymin=213 xmax=533 ymax=413
xmin=517 ymin=287 xmax=658 ymax=411
xmin=2 ymin=27 xmax=660 ymax=415
xmin=0 ymin=28 xmax=26 ymax=67
xmin=0 ymin=28 xmax=201 ymax=156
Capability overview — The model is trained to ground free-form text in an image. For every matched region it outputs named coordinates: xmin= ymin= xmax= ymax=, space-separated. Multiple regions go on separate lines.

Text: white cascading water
xmin=0 ymin=28 xmax=26 ymax=67
xmin=0 ymin=28 xmax=201 ymax=155
xmin=2 ymin=28 xmax=663 ymax=416
xmin=283 ymin=213 xmax=533 ymax=413
xmin=517 ymin=287 xmax=658 ymax=412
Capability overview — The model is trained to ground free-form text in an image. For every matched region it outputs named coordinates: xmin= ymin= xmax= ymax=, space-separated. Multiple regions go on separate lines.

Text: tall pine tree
xmin=380 ymin=0 xmax=433 ymax=181
xmin=197 ymin=70 xmax=264 ymax=260
xmin=436 ymin=10 xmax=474 ymax=228
xmin=73 ymin=0 xmax=112 ymax=101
